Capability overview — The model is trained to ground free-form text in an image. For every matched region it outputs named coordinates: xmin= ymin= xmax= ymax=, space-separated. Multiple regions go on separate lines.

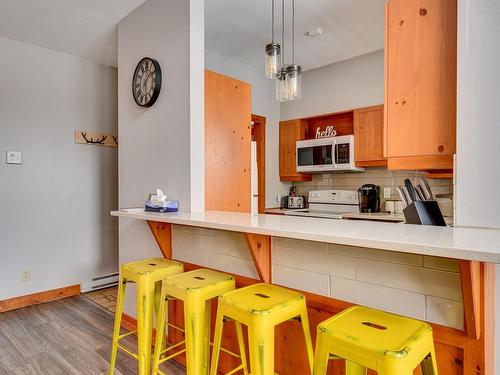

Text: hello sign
xmin=315 ymin=125 xmax=337 ymax=139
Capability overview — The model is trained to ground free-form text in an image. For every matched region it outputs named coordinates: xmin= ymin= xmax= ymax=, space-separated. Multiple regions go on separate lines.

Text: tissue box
xmin=145 ymin=200 xmax=179 ymax=213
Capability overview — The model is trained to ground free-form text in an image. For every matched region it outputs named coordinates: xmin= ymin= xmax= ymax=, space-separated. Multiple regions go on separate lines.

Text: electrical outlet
xmin=21 ymin=269 xmax=31 ymax=282
xmin=383 ymin=187 xmax=392 ymax=199
xmin=6 ymin=150 xmax=22 ymax=165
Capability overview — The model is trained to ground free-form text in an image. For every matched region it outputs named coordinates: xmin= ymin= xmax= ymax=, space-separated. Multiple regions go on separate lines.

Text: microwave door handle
xmin=333 ymin=139 xmax=339 ymax=169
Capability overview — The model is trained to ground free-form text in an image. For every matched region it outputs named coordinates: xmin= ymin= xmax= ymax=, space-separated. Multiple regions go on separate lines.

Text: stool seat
xmin=121 ymin=258 xmax=183 ymax=280
xmin=219 ymin=283 xmax=305 ymax=316
xmin=313 ymin=306 xmax=438 ymax=375
xmin=162 ymin=268 xmax=235 ymax=299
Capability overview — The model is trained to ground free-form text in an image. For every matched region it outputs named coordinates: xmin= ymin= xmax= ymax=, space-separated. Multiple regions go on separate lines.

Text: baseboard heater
xmin=80 ymin=272 xmax=119 ymax=293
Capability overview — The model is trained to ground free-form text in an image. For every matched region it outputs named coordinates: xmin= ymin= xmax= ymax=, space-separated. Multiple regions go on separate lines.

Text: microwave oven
xmin=296 ymin=135 xmax=364 ymax=173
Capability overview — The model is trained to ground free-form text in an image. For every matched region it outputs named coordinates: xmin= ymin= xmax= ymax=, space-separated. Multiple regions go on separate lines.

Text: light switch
xmin=6 ymin=150 xmax=22 ymax=165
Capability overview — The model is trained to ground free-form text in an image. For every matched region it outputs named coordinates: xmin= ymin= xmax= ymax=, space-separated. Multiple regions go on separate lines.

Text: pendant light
xmin=285 ymin=0 xmax=302 ymax=100
xmin=276 ymin=0 xmax=289 ymax=102
xmin=265 ymin=0 xmax=280 ymax=79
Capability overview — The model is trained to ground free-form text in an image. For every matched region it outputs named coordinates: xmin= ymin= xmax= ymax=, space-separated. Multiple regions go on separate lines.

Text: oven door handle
xmin=333 ymin=138 xmax=339 ymax=169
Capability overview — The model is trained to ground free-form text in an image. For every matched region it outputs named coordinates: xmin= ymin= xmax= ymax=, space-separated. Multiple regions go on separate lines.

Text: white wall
xmin=455 ymin=0 xmax=500 ymax=371
xmin=0 ymin=36 xmax=118 ymax=299
xmin=118 ymin=0 xmax=204 ymax=315
xmin=282 ymin=50 xmax=384 ymax=120
xmin=205 ymin=50 xmax=289 ymax=208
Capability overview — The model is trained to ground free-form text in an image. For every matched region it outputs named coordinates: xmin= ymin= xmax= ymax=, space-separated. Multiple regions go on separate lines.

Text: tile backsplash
xmin=294 ymin=168 xmax=453 ymax=208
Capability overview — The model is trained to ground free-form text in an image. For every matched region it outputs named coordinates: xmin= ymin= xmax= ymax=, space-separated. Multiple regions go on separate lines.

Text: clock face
xmin=132 ymin=57 xmax=162 ymax=107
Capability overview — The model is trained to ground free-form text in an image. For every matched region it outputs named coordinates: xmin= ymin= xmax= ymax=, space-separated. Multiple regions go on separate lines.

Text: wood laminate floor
xmin=0 ymin=295 xmax=186 ymax=374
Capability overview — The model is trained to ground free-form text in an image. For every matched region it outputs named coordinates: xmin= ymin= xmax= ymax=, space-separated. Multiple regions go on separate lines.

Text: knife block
xmin=403 ymin=201 xmax=446 ymax=226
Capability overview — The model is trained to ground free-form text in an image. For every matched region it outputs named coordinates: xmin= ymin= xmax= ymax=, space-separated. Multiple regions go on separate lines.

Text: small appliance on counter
xmin=285 ymin=189 xmax=359 ymax=219
xmin=358 ymin=184 xmax=381 ymax=213
xmin=396 ymin=178 xmax=446 ymax=226
xmin=145 ymin=189 xmax=179 ymax=213
xmin=282 ymin=186 xmax=305 ymax=209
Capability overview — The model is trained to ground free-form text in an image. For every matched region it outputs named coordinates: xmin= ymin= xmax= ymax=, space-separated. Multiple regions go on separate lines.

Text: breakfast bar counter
xmin=112 ymin=209 xmax=500 ymax=263
xmin=113 ymin=209 xmax=498 ymax=374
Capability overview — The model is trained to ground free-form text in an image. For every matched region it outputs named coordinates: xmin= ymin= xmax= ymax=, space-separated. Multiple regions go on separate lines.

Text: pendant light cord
xmin=292 ymin=0 xmax=295 ymax=64
xmin=271 ymin=0 xmax=275 ymax=42
xmin=281 ymin=0 xmax=285 ymax=66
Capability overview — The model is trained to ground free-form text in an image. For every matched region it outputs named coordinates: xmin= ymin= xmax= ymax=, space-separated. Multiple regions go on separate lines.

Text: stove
xmin=285 ymin=190 xmax=359 ymax=219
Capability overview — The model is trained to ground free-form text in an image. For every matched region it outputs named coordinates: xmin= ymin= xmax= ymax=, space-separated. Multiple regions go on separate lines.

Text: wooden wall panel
xmin=205 ymin=70 xmax=252 ymax=212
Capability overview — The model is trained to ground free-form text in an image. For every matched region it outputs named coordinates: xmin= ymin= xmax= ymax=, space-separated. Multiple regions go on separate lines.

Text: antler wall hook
xmin=74 ymin=130 xmax=118 ymax=148
xmin=81 ymin=132 xmax=107 ymax=145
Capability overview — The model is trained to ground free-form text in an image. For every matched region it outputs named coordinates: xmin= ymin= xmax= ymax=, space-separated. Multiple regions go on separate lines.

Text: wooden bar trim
xmin=244 ymin=233 xmax=272 ymax=283
xmin=460 ymin=260 xmax=482 ymax=339
xmin=147 ymin=220 xmax=173 ymax=259
xmin=0 ymin=284 xmax=80 ymax=313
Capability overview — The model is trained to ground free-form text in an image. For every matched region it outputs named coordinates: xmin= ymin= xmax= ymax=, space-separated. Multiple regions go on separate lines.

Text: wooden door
xmin=385 ymin=0 xmax=456 ymax=170
xmin=205 ymin=70 xmax=252 ymax=212
xmin=353 ymin=105 xmax=386 ymax=167
xmin=279 ymin=119 xmax=311 ymax=182
xmin=251 ymin=114 xmax=266 ymax=214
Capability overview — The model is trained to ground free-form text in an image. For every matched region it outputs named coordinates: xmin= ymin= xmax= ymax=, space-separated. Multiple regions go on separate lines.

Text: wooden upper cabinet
xmin=353 ymin=105 xmax=387 ymax=167
xmin=279 ymin=119 xmax=311 ymax=181
xmin=385 ymin=0 xmax=457 ymax=170
xmin=205 ymin=70 xmax=252 ymax=212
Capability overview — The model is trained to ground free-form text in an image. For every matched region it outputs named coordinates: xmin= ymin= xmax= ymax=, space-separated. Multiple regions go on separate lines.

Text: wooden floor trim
xmin=0 ymin=284 xmax=80 ymax=313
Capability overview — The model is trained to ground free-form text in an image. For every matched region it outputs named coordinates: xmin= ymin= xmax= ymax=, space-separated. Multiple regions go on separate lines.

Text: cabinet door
xmin=386 ymin=0 xmax=456 ymax=168
xmin=354 ymin=105 xmax=386 ymax=167
xmin=205 ymin=70 xmax=252 ymax=212
xmin=279 ymin=120 xmax=311 ymax=181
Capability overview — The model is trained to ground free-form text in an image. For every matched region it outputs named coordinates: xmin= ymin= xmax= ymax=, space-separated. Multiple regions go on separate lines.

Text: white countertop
xmin=112 ymin=209 xmax=500 ymax=263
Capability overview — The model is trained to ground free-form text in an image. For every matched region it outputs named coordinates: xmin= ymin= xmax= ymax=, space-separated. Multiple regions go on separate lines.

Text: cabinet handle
xmin=420 ymin=8 xmax=427 ymax=16
xmin=438 ymin=145 xmax=445 ymax=152
xmin=400 ymin=19 xmax=405 ymax=26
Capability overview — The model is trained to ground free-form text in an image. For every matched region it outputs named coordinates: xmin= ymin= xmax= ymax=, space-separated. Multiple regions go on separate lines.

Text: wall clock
xmin=132 ymin=57 xmax=162 ymax=107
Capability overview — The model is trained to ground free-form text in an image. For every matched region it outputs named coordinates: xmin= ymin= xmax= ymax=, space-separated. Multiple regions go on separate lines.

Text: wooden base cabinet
xmin=384 ymin=0 xmax=457 ymax=171
xmin=353 ymin=105 xmax=387 ymax=167
xmin=279 ymin=119 xmax=312 ymax=182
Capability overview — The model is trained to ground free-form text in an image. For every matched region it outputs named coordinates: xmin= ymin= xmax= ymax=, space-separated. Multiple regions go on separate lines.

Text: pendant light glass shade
xmin=265 ymin=43 xmax=281 ymax=79
xmin=276 ymin=67 xmax=288 ymax=102
xmin=285 ymin=64 xmax=302 ymax=101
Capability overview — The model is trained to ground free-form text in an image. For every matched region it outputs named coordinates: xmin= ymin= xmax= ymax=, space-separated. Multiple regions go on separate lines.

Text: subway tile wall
xmin=172 ymin=225 xmax=463 ymax=329
xmin=294 ymin=168 xmax=453 ymax=208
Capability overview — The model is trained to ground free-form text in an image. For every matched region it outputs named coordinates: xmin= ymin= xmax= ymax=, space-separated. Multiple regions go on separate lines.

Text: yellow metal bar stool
xmin=210 ymin=283 xmax=315 ymax=375
xmin=109 ymin=257 xmax=183 ymax=375
xmin=152 ymin=268 xmax=246 ymax=375
xmin=313 ymin=306 xmax=439 ymax=375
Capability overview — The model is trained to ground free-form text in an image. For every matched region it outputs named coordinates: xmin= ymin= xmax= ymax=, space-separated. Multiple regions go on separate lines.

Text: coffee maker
xmin=358 ymin=184 xmax=381 ymax=213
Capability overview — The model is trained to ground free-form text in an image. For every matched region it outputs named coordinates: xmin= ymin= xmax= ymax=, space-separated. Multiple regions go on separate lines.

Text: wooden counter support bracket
xmin=147 ymin=221 xmax=173 ymax=259
xmin=244 ymin=233 xmax=272 ymax=283
xmin=460 ymin=260 xmax=481 ymax=339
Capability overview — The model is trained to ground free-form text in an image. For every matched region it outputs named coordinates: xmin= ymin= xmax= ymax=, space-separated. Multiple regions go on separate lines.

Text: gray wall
xmin=282 ymin=50 xmax=384 ymax=120
xmin=118 ymin=0 xmax=204 ymax=316
xmin=455 ymin=0 xmax=500 ymax=371
xmin=0 ymin=36 xmax=118 ymax=299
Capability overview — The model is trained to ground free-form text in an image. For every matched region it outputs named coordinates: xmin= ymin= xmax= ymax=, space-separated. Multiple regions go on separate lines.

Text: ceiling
xmin=0 ymin=0 xmax=145 ymax=67
xmin=205 ymin=0 xmax=385 ymax=71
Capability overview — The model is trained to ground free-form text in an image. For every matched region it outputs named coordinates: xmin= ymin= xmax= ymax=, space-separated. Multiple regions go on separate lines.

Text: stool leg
xmin=235 ymin=321 xmax=249 ymax=375
xmin=137 ymin=278 xmax=155 ymax=375
xmin=203 ymin=299 xmax=212 ymax=374
xmin=152 ymin=285 xmax=168 ymax=375
xmin=248 ymin=320 xmax=274 ymax=375
xmin=421 ymin=349 xmax=439 ymax=375
xmin=209 ymin=307 xmax=224 ymax=375
xmin=312 ymin=334 xmax=330 ymax=375
xmin=299 ymin=308 xmax=315 ymax=374
xmin=184 ymin=297 xmax=208 ymax=375
xmin=109 ymin=276 xmax=127 ymax=375
xmin=345 ymin=361 xmax=367 ymax=375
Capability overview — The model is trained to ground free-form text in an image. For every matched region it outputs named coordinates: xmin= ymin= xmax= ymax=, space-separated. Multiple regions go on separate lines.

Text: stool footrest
xmin=117 ymin=343 xmax=138 ymax=360
xmin=118 ymin=330 xmax=137 ymax=340
xmin=167 ymin=322 xmax=185 ymax=333
xmin=157 ymin=340 xmax=186 ymax=365
xmin=224 ymin=364 xmax=243 ymax=375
